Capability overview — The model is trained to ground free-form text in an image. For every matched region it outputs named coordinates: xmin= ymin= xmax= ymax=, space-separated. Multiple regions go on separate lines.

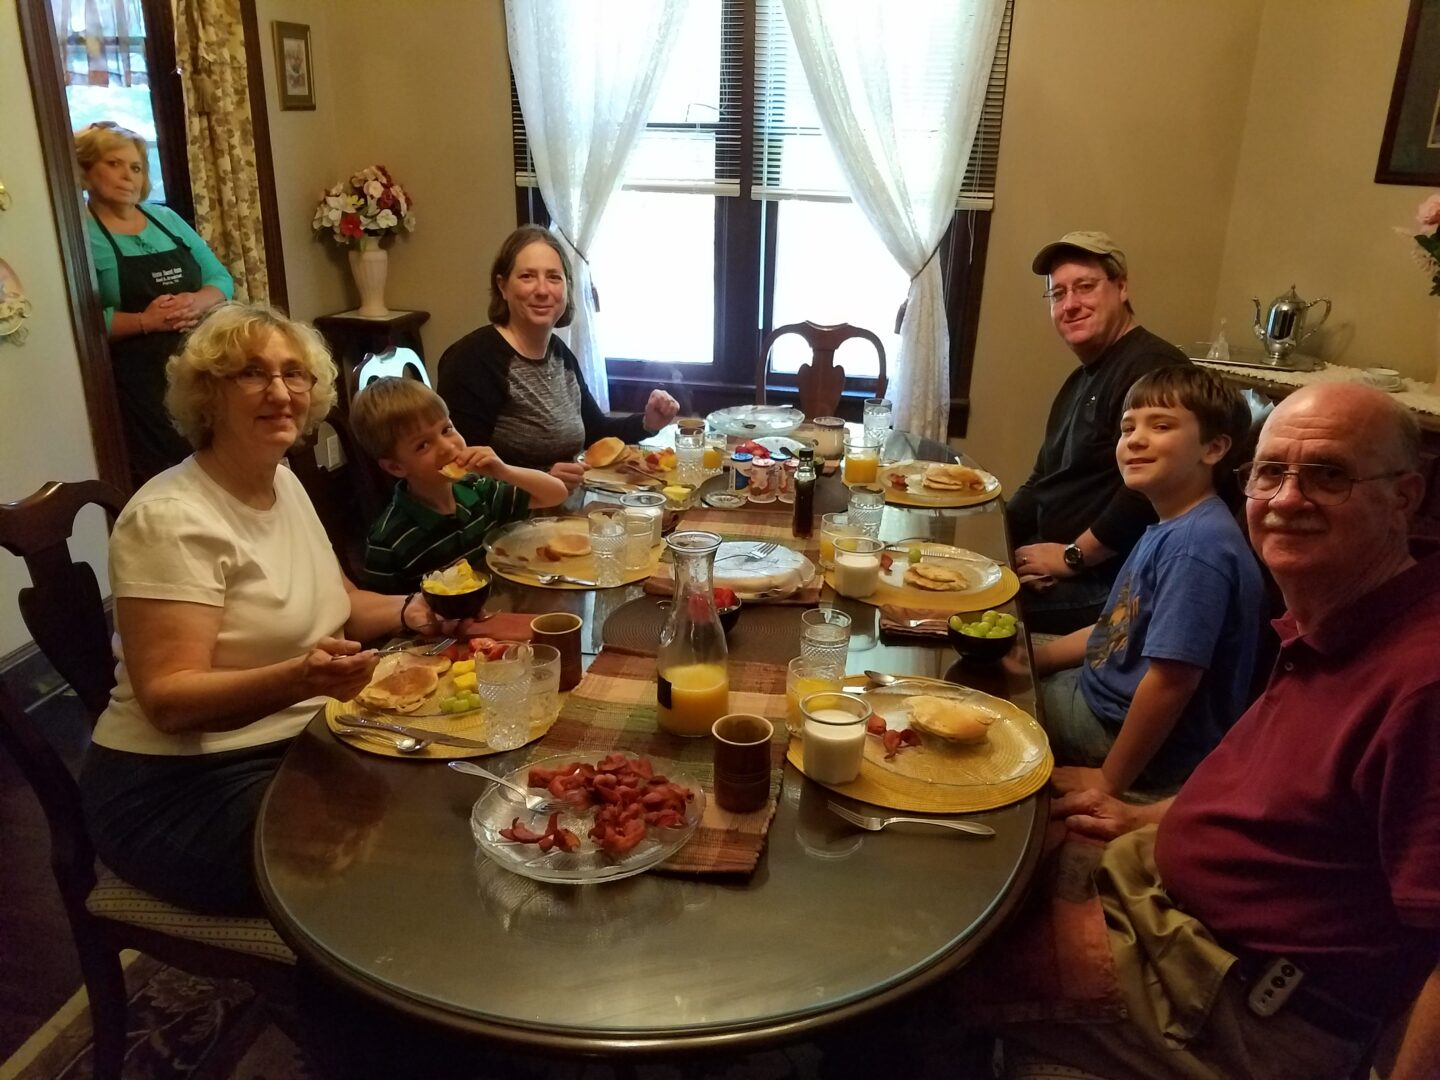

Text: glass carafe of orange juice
xmin=657 ymin=531 xmax=730 ymax=737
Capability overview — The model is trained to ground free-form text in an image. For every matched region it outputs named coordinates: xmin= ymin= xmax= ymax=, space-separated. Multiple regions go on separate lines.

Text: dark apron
xmin=93 ymin=206 xmax=202 ymax=486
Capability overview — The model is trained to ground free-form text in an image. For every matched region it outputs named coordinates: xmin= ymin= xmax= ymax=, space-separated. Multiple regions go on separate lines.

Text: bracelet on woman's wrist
xmin=400 ymin=592 xmax=420 ymax=633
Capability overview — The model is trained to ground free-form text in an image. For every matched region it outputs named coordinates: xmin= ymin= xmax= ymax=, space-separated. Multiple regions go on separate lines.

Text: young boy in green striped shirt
xmin=351 ymin=377 xmax=568 ymax=593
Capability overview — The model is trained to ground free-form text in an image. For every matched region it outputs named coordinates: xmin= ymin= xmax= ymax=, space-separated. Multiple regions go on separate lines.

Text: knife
xmin=333 ymin=714 xmax=492 ymax=750
xmin=490 ymin=561 xmax=599 ymax=587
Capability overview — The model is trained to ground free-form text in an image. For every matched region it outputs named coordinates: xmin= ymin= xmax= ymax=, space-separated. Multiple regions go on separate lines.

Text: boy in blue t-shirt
xmin=1034 ymin=366 xmax=1262 ymax=795
xmin=350 ymin=377 xmax=569 ymax=593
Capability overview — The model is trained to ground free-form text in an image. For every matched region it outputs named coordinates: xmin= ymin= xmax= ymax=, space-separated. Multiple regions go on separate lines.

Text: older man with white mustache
xmin=998 ymin=382 xmax=1440 ymax=1079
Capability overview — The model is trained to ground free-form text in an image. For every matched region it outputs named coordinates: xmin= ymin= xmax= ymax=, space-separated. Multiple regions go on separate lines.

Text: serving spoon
xmin=447 ymin=760 xmax=562 ymax=812
xmin=863 ymin=670 xmax=937 ymax=689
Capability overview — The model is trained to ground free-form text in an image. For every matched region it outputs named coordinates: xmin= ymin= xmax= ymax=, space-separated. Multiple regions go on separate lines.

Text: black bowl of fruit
xmin=947 ymin=609 xmax=1018 ymax=663
xmin=420 ymin=559 xmax=490 ymax=621
xmin=714 ymin=587 xmax=742 ymax=634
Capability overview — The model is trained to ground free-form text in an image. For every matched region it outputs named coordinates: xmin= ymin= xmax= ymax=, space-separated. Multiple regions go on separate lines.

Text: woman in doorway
xmin=437 ymin=225 xmax=678 ymax=491
xmin=76 ymin=121 xmax=233 ymax=485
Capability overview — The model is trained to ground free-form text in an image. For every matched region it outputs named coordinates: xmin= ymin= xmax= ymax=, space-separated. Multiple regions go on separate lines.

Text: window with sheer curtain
xmin=513 ymin=0 xmax=1011 ymax=433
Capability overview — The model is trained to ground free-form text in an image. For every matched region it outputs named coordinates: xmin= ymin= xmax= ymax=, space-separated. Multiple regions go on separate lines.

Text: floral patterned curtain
xmin=173 ymin=0 xmax=269 ymax=304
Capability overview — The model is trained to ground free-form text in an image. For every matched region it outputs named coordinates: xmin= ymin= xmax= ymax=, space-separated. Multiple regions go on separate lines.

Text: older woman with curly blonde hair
xmin=81 ymin=303 xmax=454 ymax=915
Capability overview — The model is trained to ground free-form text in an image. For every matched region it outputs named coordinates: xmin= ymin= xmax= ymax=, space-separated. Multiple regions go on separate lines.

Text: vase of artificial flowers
xmin=1410 ymin=192 xmax=1440 ymax=394
xmin=313 ymin=165 xmax=415 ymax=317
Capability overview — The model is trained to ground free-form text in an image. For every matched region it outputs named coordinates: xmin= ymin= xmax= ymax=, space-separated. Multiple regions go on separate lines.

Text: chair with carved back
xmin=755 ymin=321 xmax=888 ymax=419
xmin=0 ymin=481 xmax=295 ymax=1080
xmin=348 ymin=345 xmax=431 ymax=403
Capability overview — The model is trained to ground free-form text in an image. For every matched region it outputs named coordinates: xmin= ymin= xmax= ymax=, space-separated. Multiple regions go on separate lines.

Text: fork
xmin=447 ymin=761 xmax=564 ymax=812
xmin=376 ymin=636 xmax=456 ymax=657
xmin=827 ymin=801 xmax=995 ymax=837
xmin=718 ymin=542 xmax=778 ymax=563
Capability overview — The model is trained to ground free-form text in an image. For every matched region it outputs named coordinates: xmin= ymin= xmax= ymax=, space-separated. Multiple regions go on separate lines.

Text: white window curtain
xmin=781 ymin=0 xmax=1005 ymax=441
xmin=505 ymin=0 xmax=686 ymax=411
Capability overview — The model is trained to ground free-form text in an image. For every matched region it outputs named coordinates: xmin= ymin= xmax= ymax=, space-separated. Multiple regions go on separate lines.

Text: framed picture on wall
xmin=272 ymin=21 xmax=315 ymax=111
xmin=1376 ymin=0 xmax=1440 ymax=184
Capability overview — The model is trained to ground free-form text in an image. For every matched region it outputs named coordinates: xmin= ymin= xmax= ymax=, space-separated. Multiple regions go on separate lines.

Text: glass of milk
xmin=799 ymin=691 xmax=871 ymax=784
xmin=832 ymin=536 xmax=884 ymax=599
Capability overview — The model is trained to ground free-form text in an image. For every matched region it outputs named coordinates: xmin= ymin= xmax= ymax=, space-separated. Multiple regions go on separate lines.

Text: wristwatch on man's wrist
xmin=1062 ymin=543 xmax=1085 ymax=572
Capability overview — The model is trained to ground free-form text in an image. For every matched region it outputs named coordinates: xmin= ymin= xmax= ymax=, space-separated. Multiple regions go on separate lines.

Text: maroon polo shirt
xmin=1154 ymin=548 xmax=1440 ymax=1017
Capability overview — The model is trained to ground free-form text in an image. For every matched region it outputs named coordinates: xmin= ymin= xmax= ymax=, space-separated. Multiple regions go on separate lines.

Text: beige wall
xmin=0 ymin=2 xmax=110 ymax=656
xmin=1213 ymin=0 xmax=1434 ymax=379
xmin=256 ymin=0 xmax=515 ymax=366
xmin=960 ymin=0 xmax=1263 ymax=489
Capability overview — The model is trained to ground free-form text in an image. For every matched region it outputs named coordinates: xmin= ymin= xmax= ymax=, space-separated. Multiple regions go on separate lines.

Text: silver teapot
xmin=1251 ymin=286 xmax=1331 ymax=361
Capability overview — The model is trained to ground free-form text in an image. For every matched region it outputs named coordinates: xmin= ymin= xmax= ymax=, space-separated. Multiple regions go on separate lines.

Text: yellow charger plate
xmin=484 ymin=516 xmax=661 ymax=590
xmin=785 ymin=675 xmax=1051 ymax=813
xmin=876 ymin=462 xmax=1002 ymax=508
xmin=823 ymin=563 xmax=1020 ymax=614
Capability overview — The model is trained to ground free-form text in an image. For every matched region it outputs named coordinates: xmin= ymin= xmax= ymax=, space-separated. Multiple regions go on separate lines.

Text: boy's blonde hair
xmin=349 ymin=377 xmax=450 ymax=463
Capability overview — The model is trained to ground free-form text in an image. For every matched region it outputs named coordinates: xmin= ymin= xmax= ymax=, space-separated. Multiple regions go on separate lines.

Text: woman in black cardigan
xmin=437 ymin=226 xmax=679 ymax=491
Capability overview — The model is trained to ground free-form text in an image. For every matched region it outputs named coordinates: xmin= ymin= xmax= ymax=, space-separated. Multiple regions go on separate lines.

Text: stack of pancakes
xmin=356 ymin=653 xmax=450 ymax=713
xmin=921 ymin=463 xmax=987 ymax=492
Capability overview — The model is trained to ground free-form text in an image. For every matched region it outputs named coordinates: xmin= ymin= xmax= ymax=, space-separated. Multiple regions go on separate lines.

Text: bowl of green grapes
xmin=947 ymin=609 xmax=1018 ymax=663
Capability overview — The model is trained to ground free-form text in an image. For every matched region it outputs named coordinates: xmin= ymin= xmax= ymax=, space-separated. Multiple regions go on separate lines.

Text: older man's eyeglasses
xmin=1041 ymin=278 xmax=1105 ymax=305
xmin=1237 ymin=460 xmax=1407 ymax=506
xmin=230 ymin=366 xmax=317 ymax=394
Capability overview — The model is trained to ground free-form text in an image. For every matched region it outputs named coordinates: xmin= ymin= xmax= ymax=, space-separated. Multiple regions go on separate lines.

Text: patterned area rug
xmin=1 ymin=955 xmax=310 ymax=1080
xmin=0 ymin=955 xmax=991 ymax=1079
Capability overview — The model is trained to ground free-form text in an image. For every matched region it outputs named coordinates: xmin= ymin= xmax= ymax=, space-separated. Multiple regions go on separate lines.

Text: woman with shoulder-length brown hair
xmin=436 ymin=224 xmax=679 ymax=491
xmin=75 ymin=121 xmax=235 ymax=485
xmin=80 ymin=303 xmax=461 ymax=915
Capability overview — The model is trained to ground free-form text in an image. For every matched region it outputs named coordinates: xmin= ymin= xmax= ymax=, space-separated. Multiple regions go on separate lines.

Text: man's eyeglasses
xmin=1041 ymin=278 xmax=1106 ymax=305
xmin=230 ymin=366 xmax=317 ymax=394
xmin=1236 ymin=460 xmax=1408 ymax=506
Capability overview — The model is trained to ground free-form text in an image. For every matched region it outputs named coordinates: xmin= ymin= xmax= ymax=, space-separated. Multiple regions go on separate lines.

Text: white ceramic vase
xmin=348 ymin=244 xmax=390 ymax=317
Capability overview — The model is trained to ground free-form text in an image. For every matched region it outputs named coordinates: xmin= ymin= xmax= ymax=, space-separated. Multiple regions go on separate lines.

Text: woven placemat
xmin=602 ymin=594 xmax=804 ymax=662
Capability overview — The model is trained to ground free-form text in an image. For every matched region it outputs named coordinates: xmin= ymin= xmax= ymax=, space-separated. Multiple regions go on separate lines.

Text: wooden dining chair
xmin=349 ymin=345 xmax=431 ymax=402
xmin=286 ymin=411 xmax=379 ymax=580
xmin=755 ymin=320 xmax=888 ymax=419
xmin=0 ymin=480 xmax=295 ymax=1080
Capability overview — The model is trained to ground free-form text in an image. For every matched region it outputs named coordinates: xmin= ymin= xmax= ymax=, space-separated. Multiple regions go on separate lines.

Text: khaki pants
xmin=1000 ymin=827 xmax=1369 ymax=1080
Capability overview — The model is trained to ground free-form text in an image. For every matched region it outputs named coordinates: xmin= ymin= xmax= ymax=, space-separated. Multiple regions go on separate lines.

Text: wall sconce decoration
xmin=0 ymin=259 xmax=33 ymax=346
xmin=0 ymin=178 xmax=11 ymax=212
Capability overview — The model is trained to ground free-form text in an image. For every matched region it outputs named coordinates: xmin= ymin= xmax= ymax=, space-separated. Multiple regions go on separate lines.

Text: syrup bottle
xmin=792 ymin=448 xmax=817 ymax=538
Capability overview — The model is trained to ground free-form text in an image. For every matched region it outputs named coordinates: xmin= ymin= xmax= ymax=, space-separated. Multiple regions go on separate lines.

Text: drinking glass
xmin=811 ymin=417 xmax=846 ymax=461
xmin=527 ymin=643 xmax=562 ymax=729
xmin=800 ymin=606 xmax=852 ymax=670
xmin=619 ymin=490 xmax=665 ymax=545
xmin=703 ymin=431 xmax=728 ymax=476
xmin=588 ymin=508 xmax=625 ymax=586
xmin=621 ymin=510 xmax=654 ymax=571
xmin=819 ymin=512 xmax=861 ymax=570
xmin=478 ymin=645 xmax=532 ymax=751
xmin=847 ymin=484 xmax=885 ymax=538
xmin=676 ymin=420 xmax=705 ymax=485
xmin=800 ymin=692 xmax=870 ymax=784
xmin=863 ymin=398 xmax=893 ymax=443
xmin=832 ymin=536 xmax=884 ymax=599
xmin=785 ymin=657 xmax=842 ymax=737
xmin=843 ymin=432 xmax=882 ymax=487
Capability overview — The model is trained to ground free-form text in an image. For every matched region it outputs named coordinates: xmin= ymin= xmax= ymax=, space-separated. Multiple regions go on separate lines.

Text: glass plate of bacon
xmin=469 ymin=752 xmax=706 ymax=884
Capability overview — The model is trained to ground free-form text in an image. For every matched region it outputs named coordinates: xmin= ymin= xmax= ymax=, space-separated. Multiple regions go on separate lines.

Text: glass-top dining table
xmin=254 ymin=429 xmax=1048 ymax=1059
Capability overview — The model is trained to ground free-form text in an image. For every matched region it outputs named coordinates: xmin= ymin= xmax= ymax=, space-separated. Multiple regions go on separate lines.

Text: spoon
xmin=334 ymin=724 xmax=434 ymax=753
xmin=447 ymin=760 xmax=561 ymax=812
xmin=863 ymin=670 xmax=935 ymax=689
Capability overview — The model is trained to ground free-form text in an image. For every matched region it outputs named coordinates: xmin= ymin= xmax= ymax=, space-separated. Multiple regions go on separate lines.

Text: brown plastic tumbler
xmin=529 ymin=612 xmax=583 ymax=690
xmin=711 ymin=713 xmax=774 ymax=813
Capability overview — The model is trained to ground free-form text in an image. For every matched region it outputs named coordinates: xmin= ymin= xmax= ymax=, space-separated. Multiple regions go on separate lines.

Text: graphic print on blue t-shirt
xmin=1089 ymin=575 xmax=1139 ymax=668
xmin=1078 ymin=496 xmax=1263 ymax=777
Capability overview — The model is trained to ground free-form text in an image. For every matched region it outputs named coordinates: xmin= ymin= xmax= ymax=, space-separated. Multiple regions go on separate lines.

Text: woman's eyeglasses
xmin=230 ymin=366 xmax=317 ymax=394
xmin=1237 ymin=460 xmax=1407 ymax=506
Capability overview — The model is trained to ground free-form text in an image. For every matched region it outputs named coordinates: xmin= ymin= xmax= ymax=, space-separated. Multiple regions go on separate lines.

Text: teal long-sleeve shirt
xmin=85 ymin=202 xmax=235 ymax=329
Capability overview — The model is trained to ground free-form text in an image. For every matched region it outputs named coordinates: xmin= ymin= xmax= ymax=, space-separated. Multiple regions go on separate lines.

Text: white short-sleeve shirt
xmin=93 ymin=458 xmax=350 ymax=755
